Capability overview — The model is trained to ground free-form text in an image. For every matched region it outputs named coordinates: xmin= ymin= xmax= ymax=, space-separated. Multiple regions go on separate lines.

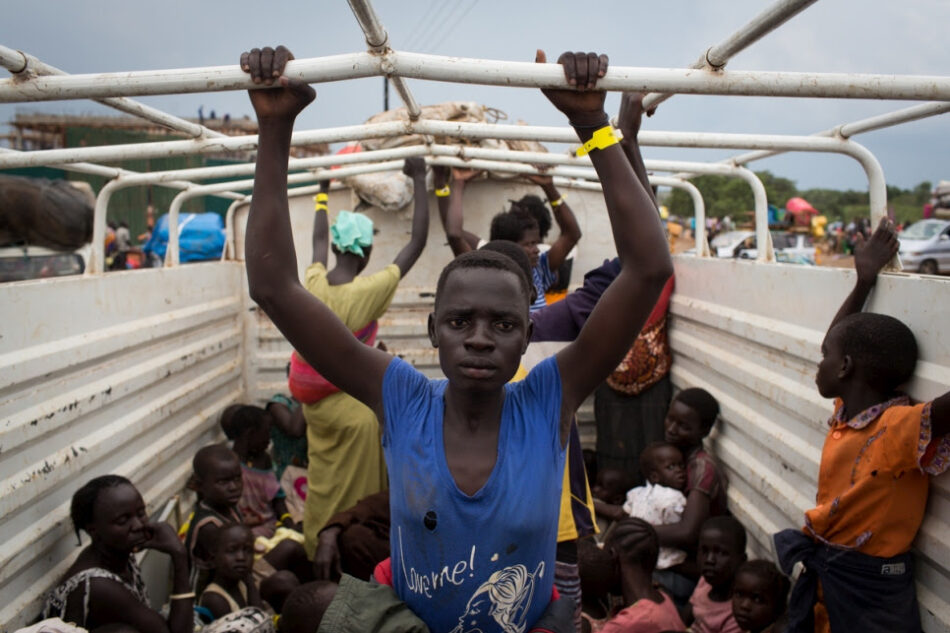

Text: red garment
xmin=689 ymin=578 xmax=741 ymax=633
xmin=288 ymin=320 xmax=378 ymax=403
xmin=686 ymin=448 xmax=728 ymax=517
xmin=239 ymin=464 xmax=282 ymax=538
xmin=600 ymin=589 xmax=685 ymax=633
xmin=606 ymin=276 xmax=675 ymax=395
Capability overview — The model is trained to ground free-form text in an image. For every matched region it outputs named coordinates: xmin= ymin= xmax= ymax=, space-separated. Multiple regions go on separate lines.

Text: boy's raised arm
xmin=528 ymin=171 xmax=582 ymax=272
xmin=617 ymin=92 xmax=658 ymax=209
xmin=827 ymin=218 xmax=899 ymax=332
xmin=242 ymin=46 xmax=391 ymax=412
xmin=391 ymin=156 xmax=431 ymax=276
xmin=444 ymin=167 xmax=481 ymax=256
xmin=542 ymin=51 xmax=673 ymax=438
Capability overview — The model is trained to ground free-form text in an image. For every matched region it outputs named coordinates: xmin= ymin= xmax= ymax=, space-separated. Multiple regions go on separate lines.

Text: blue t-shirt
xmin=382 ymin=356 xmax=566 ymax=633
xmin=530 ymin=251 xmax=557 ymax=312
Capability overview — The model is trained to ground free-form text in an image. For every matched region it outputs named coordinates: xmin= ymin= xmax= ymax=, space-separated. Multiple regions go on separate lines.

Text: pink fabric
xmin=288 ymin=320 xmax=378 ymax=404
xmin=600 ymin=590 xmax=685 ymax=633
xmin=238 ymin=465 xmax=282 ymax=538
xmin=689 ymin=577 xmax=742 ymax=633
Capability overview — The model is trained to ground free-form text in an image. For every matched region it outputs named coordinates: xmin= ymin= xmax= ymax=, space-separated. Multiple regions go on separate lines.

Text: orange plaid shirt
xmin=804 ymin=396 xmax=949 ymax=557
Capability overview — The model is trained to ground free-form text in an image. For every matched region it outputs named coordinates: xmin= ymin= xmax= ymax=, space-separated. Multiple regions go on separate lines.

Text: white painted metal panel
xmin=669 ymin=256 xmax=950 ymax=632
xmin=0 ymin=264 xmax=246 ymax=629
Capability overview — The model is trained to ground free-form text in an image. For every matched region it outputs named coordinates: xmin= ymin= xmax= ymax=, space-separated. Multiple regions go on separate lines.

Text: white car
xmin=710 ymin=230 xmax=756 ymax=258
xmin=735 ymin=231 xmax=816 ymax=264
xmin=898 ymin=219 xmax=950 ymax=275
xmin=0 ymin=244 xmax=87 ymax=283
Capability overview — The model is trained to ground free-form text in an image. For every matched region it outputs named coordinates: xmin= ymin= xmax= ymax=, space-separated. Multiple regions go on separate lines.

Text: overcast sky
xmin=2 ymin=0 xmax=948 ymax=192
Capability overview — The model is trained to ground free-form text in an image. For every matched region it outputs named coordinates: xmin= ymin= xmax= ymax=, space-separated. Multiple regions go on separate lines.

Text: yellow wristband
xmin=550 ymin=195 xmax=566 ymax=207
xmin=169 ymin=592 xmax=195 ymax=600
xmin=314 ymin=204 xmax=328 ymax=213
xmin=435 ymin=185 xmax=451 ymax=198
xmin=575 ymin=125 xmax=623 ymax=157
xmin=279 ymin=513 xmax=292 ymax=522
xmin=315 ymin=193 xmax=329 ymax=203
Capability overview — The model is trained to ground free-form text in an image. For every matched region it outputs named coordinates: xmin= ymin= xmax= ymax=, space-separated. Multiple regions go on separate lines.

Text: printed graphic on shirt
xmin=450 ymin=561 xmax=545 ymax=633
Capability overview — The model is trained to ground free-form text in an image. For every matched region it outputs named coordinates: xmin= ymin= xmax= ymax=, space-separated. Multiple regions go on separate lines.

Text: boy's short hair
xmin=219 ymin=403 xmax=243 ymax=440
xmin=737 ymin=559 xmax=790 ymax=616
xmin=479 ymin=240 xmax=537 ymax=305
xmin=833 ymin=312 xmax=918 ymax=392
xmin=489 ymin=208 xmax=538 ymax=243
xmin=230 ymin=405 xmax=267 ymax=438
xmin=674 ymin=387 xmax=720 ymax=430
xmin=198 ymin=520 xmax=249 ymax=557
xmin=193 ymin=443 xmax=238 ymax=479
xmin=700 ymin=515 xmax=747 ymax=553
xmin=70 ymin=474 xmax=132 ymax=540
xmin=480 ymin=239 xmax=533 ymax=282
xmin=639 ymin=441 xmax=679 ymax=480
xmin=510 ymin=195 xmax=552 ymax=240
xmin=434 ymin=249 xmax=533 ymax=312
xmin=281 ymin=580 xmax=339 ymax=633
xmin=605 ymin=518 xmax=659 ymax=570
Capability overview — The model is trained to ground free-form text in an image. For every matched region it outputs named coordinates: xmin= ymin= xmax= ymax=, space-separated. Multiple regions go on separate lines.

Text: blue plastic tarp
xmin=143 ymin=212 xmax=225 ymax=262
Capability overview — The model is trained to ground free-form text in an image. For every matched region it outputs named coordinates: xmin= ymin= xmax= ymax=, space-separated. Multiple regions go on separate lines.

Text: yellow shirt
xmin=300 ymin=262 xmax=402 ymax=556
xmin=510 ymin=363 xmax=598 ymax=542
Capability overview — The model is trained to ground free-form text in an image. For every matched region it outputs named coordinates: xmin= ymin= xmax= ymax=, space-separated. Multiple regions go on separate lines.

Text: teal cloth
xmin=268 ymin=394 xmax=308 ymax=477
xmin=331 ymin=210 xmax=374 ymax=256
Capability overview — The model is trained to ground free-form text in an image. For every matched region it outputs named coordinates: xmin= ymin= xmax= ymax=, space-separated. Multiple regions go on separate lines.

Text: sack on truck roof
xmin=0 ymin=175 xmax=94 ymax=251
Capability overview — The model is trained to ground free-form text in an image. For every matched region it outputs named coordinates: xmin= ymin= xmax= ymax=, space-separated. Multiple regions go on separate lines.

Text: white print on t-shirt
xmin=398 ymin=527 xmax=478 ymax=598
xmin=450 ymin=561 xmax=545 ymax=633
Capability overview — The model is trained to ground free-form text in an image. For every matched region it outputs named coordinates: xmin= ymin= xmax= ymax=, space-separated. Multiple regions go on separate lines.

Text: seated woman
xmin=43 ymin=475 xmax=193 ymax=633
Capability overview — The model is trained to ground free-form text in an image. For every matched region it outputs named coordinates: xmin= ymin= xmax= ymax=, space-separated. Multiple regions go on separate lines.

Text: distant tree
xmin=667 ymin=174 xmax=934 ymax=226
xmin=756 ymin=170 xmax=798 ymax=209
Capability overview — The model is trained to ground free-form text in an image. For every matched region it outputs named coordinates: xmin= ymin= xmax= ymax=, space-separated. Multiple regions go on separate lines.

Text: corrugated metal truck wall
xmin=669 ymin=256 xmax=950 ymax=632
xmin=0 ymin=263 xmax=246 ymax=628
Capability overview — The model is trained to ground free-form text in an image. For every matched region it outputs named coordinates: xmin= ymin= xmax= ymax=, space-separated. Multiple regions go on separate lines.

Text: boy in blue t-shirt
xmin=241 ymin=45 xmax=672 ymax=633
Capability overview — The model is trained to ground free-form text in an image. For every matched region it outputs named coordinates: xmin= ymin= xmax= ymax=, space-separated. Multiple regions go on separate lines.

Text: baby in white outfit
xmin=622 ymin=442 xmax=688 ymax=569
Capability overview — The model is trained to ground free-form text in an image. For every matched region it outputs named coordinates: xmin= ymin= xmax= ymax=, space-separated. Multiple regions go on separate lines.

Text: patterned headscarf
xmin=331 ymin=210 xmax=374 ymax=257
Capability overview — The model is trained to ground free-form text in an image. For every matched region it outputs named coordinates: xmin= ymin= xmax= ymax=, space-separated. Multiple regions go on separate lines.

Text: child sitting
xmin=687 ymin=516 xmax=747 ymax=633
xmin=731 ymin=560 xmax=789 ymax=633
xmin=774 ymin=219 xmax=950 ymax=632
xmin=623 ymin=442 xmax=687 ymax=570
xmin=185 ymin=445 xmax=311 ymax=599
xmin=197 ymin=523 xmax=268 ymax=621
xmin=577 ymin=538 xmax=620 ymax=633
xmin=592 ymin=467 xmax=635 ymax=539
xmin=219 ymin=404 xmax=243 ymax=446
xmin=600 ymin=518 xmax=685 ymax=633
xmin=241 ymin=45 xmax=672 ymax=633
xmin=230 ymin=405 xmax=297 ymax=536
xmin=654 ymin=388 xmax=728 ymax=606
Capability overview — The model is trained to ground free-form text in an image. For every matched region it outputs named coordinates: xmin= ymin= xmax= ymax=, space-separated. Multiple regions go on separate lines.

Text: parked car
xmin=0 ymin=244 xmax=87 ymax=283
xmin=710 ymin=230 xmax=756 ymax=258
xmin=898 ymin=219 xmax=950 ymax=274
xmin=729 ymin=230 xmax=816 ymax=264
